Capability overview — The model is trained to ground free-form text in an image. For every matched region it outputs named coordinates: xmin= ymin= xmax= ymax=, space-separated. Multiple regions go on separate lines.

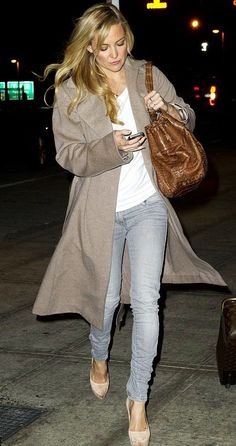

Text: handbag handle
xmin=145 ymin=61 xmax=154 ymax=93
xmin=145 ymin=62 xmax=158 ymax=122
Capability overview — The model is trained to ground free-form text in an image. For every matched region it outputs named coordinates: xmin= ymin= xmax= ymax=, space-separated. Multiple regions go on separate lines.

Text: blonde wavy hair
xmin=44 ymin=3 xmax=134 ymax=123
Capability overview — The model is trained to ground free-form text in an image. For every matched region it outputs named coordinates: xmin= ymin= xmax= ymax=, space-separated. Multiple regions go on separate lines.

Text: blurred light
xmin=11 ymin=59 xmax=20 ymax=78
xmin=193 ymin=85 xmax=201 ymax=99
xmin=205 ymin=85 xmax=217 ymax=106
xmin=190 ymin=19 xmax=200 ymax=29
xmin=201 ymin=42 xmax=208 ymax=52
xmin=146 ymin=0 xmax=167 ymax=9
xmin=212 ymin=29 xmax=225 ymax=51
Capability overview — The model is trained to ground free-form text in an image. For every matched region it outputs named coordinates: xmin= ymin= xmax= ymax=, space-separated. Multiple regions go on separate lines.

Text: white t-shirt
xmin=112 ymin=88 xmax=157 ymax=212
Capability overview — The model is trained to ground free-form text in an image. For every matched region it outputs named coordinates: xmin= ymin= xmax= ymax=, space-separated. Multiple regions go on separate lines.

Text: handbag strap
xmin=145 ymin=62 xmax=157 ymax=122
xmin=145 ymin=62 xmax=154 ymax=94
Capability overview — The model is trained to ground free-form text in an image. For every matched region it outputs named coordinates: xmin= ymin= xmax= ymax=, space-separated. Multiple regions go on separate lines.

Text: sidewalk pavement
xmin=0 ymin=145 xmax=235 ymax=445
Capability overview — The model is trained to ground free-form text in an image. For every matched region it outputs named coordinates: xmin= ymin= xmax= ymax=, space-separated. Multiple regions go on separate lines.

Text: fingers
xmin=122 ymin=135 xmax=146 ymax=152
xmin=145 ymin=91 xmax=168 ymax=112
xmin=114 ymin=130 xmax=146 ymax=152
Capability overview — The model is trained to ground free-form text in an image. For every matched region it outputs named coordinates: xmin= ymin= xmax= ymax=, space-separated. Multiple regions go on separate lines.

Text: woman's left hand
xmin=144 ymin=90 xmax=182 ymax=121
xmin=144 ymin=90 xmax=168 ymax=113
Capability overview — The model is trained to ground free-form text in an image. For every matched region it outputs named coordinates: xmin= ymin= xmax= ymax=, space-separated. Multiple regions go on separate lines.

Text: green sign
xmin=19 ymin=81 xmax=34 ymax=100
xmin=0 ymin=81 xmax=35 ymax=101
xmin=0 ymin=82 xmax=5 ymax=100
xmin=7 ymin=81 xmax=34 ymax=100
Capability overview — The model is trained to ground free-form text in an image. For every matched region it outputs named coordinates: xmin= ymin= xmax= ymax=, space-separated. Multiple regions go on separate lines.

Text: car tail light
xmin=193 ymin=85 xmax=201 ymax=99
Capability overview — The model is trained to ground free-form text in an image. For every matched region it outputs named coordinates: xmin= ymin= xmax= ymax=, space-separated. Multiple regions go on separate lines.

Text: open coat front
xmin=32 ymin=58 xmax=226 ymax=329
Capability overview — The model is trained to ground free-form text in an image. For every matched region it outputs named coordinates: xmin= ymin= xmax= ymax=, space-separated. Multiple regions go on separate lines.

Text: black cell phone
xmin=127 ymin=131 xmax=145 ymax=140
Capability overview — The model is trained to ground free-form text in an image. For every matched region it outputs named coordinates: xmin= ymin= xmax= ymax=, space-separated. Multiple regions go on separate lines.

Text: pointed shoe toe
xmin=126 ymin=398 xmax=150 ymax=446
xmin=90 ymin=374 xmax=109 ymax=400
xmin=128 ymin=427 xmax=150 ymax=446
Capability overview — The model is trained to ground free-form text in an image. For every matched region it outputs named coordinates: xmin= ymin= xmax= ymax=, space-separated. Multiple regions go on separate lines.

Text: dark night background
xmin=0 ymin=0 xmax=235 ymax=167
xmin=0 ymin=0 xmax=234 ymax=84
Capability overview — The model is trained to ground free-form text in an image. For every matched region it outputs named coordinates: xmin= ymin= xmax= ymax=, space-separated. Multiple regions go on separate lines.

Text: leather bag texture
xmin=216 ymin=297 xmax=236 ymax=388
xmin=145 ymin=62 xmax=208 ymax=198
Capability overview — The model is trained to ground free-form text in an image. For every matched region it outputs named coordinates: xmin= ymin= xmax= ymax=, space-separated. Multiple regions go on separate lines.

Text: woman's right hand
xmin=113 ymin=130 xmax=146 ymax=152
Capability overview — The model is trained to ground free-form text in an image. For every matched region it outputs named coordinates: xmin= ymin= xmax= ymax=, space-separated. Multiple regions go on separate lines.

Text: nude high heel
xmin=126 ymin=398 xmax=150 ymax=446
xmin=90 ymin=359 xmax=109 ymax=400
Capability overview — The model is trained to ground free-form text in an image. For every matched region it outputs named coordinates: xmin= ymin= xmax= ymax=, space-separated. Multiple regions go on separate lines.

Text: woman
xmin=32 ymin=3 xmax=226 ymax=445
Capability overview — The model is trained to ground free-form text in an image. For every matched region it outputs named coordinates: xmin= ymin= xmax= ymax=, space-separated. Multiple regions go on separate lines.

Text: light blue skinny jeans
xmin=89 ymin=193 xmax=168 ymax=401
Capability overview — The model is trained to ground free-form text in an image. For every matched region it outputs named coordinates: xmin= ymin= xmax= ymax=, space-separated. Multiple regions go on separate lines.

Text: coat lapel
xmin=66 ymin=78 xmax=113 ymax=138
xmin=67 ymin=58 xmax=150 ymax=139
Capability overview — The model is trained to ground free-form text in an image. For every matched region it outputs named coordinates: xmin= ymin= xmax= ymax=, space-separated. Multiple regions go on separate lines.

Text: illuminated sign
xmin=146 ymin=0 xmax=167 ymax=9
xmin=0 ymin=81 xmax=34 ymax=101
xmin=19 ymin=81 xmax=34 ymax=100
xmin=209 ymin=85 xmax=217 ymax=106
xmin=6 ymin=81 xmax=34 ymax=100
xmin=204 ymin=85 xmax=217 ymax=107
xmin=0 ymin=82 xmax=6 ymax=100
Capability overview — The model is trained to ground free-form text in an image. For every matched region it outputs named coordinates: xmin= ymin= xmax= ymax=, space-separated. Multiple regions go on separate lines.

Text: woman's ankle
xmin=91 ymin=359 xmax=108 ymax=382
xmin=128 ymin=399 xmax=148 ymax=431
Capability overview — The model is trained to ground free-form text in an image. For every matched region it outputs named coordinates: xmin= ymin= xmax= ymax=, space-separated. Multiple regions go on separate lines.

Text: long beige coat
xmin=32 ymin=58 xmax=226 ymax=329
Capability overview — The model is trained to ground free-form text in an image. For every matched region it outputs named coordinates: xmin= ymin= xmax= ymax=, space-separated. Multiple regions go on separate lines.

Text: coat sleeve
xmin=152 ymin=65 xmax=196 ymax=132
xmin=52 ymin=85 xmax=133 ymax=177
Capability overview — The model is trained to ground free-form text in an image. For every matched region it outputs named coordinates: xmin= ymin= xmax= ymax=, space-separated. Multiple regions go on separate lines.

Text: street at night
xmin=0 ymin=1 xmax=236 ymax=445
xmin=0 ymin=138 xmax=235 ymax=445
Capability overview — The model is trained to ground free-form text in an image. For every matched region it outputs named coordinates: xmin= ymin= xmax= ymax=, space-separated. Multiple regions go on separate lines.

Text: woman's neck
xmin=106 ymin=70 xmax=127 ymax=96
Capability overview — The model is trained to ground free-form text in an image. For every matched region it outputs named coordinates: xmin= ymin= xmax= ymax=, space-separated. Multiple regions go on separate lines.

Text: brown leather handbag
xmin=145 ymin=62 xmax=208 ymax=198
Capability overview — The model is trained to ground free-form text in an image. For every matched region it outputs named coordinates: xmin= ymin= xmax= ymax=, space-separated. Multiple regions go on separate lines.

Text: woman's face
xmin=88 ymin=23 xmax=128 ymax=75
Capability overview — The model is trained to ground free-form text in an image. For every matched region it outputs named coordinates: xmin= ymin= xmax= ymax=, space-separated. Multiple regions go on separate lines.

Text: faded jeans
xmin=89 ymin=193 xmax=168 ymax=401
